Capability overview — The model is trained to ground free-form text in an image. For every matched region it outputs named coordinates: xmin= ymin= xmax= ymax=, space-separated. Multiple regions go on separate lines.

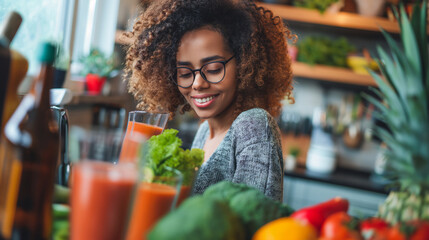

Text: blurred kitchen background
xmin=2 ymin=0 xmax=418 ymax=217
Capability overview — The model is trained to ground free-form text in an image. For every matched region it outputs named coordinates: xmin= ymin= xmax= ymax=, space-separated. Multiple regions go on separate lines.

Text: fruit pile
xmin=252 ymin=198 xmax=429 ymax=240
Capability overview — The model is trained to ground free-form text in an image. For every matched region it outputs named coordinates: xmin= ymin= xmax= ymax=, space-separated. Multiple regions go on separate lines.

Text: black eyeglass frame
xmin=172 ymin=55 xmax=235 ymax=88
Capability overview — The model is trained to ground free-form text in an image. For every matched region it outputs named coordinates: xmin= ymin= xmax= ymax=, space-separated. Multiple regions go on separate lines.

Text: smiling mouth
xmin=194 ymin=96 xmax=215 ymax=104
xmin=191 ymin=94 xmax=218 ymax=108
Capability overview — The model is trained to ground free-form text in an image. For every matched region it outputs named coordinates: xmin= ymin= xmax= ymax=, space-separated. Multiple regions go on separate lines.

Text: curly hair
xmin=124 ymin=0 xmax=294 ymax=118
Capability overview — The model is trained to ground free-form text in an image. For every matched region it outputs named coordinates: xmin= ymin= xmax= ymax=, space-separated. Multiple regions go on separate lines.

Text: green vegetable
xmin=148 ymin=196 xmax=246 ymax=240
xmin=52 ymin=204 xmax=70 ymax=240
xmin=229 ymin=189 xmax=294 ymax=238
xmin=149 ymin=181 xmax=294 ymax=240
xmin=52 ymin=204 xmax=70 ymax=220
xmin=293 ymin=0 xmax=340 ymax=13
xmin=203 ymin=180 xmax=255 ymax=202
xmin=143 ymin=129 xmax=204 ymax=186
xmin=297 ymin=36 xmax=356 ymax=68
xmin=52 ymin=220 xmax=69 ymax=240
xmin=204 ymin=181 xmax=295 ymax=239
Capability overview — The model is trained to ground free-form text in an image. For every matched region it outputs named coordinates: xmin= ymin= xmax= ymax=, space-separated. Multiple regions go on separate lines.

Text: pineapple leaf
xmin=374 ymin=49 xmax=411 ymax=119
xmin=370 ymin=2 xmax=429 ymax=196
xmin=410 ymin=3 xmax=421 ymax=36
xmin=369 ymin=69 xmax=407 ymax=121
xmin=379 ymin=29 xmax=423 ymax=98
xmin=399 ymin=6 xmax=422 ymax=80
xmin=374 ymin=127 xmax=402 ymax=153
xmin=362 ymin=93 xmax=391 ymax=119
xmin=420 ymin=1 xmax=429 ymax=96
xmin=419 ymin=1 xmax=428 ymax=70
xmin=406 ymin=96 xmax=428 ymax=129
xmin=374 ymin=50 xmax=403 ymax=96
xmin=379 ymin=29 xmax=404 ymax=69
xmin=410 ymin=1 xmax=429 ymax=94
xmin=392 ymin=4 xmax=400 ymax=23
xmin=412 ymin=155 xmax=428 ymax=174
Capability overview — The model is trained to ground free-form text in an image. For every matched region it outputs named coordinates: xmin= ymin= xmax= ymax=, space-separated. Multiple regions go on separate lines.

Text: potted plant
xmin=79 ymin=49 xmax=118 ymax=95
xmin=364 ymin=2 xmax=429 ymax=224
xmin=285 ymin=147 xmax=300 ymax=171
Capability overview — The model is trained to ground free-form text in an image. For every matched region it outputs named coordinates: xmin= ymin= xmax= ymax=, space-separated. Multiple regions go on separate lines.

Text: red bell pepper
xmin=291 ymin=197 xmax=349 ymax=232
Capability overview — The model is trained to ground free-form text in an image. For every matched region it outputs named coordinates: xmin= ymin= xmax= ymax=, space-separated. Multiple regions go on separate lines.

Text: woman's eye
xmin=206 ymin=69 xmax=222 ymax=75
xmin=177 ymin=69 xmax=193 ymax=78
xmin=204 ymin=63 xmax=223 ymax=75
xmin=179 ymin=73 xmax=192 ymax=78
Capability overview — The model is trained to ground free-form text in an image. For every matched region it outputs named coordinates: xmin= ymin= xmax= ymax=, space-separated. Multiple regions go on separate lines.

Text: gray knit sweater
xmin=191 ymin=108 xmax=284 ymax=201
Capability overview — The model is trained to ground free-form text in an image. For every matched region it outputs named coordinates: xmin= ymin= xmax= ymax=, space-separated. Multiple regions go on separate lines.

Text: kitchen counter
xmin=284 ymin=166 xmax=392 ymax=194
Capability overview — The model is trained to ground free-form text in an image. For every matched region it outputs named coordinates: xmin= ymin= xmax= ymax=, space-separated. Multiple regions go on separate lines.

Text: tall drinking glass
xmin=70 ymin=130 xmax=144 ymax=240
xmin=119 ymin=111 xmax=169 ymax=163
xmin=125 ymin=166 xmax=182 ymax=240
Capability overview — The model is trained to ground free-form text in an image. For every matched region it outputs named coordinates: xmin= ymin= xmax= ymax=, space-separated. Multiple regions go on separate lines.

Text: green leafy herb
xmin=297 ymin=36 xmax=356 ymax=68
xmin=143 ymin=129 xmax=204 ymax=186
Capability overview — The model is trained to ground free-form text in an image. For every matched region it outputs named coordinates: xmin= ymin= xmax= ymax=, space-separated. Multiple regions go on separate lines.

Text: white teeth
xmin=194 ymin=96 xmax=214 ymax=103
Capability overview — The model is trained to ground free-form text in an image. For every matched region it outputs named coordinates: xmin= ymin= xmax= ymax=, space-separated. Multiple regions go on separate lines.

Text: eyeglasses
xmin=173 ymin=56 xmax=235 ymax=88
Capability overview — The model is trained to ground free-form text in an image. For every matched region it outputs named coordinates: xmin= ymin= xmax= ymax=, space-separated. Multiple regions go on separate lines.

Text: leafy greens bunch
xmin=297 ymin=36 xmax=356 ymax=68
xmin=143 ymin=129 xmax=204 ymax=186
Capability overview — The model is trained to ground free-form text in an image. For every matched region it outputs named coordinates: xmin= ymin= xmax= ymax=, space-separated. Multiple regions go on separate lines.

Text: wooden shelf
xmin=257 ymin=3 xmax=419 ymax=34
xmin=69 ymin=94 xmax=133 ymax=106
xmin=292 ymin=62 xmax=377 ymax=86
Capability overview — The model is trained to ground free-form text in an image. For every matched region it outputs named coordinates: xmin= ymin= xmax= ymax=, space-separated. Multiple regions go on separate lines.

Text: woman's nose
xmin=192 ymin=72 xmax=209 ymax=90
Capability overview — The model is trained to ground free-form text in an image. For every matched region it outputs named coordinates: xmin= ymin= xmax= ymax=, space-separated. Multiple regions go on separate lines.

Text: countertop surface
xmin=284 ymin=166 xmax=393 ymax=194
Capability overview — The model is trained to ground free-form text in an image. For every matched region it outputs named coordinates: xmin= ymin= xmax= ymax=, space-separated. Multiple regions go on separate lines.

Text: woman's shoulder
xmin=231 ymin=108 xmax=278 ymax=136
xmin=233 ymin=108 xmax=274 ymax=127
xmin=237 ymin=108 xmax=269 ymax=119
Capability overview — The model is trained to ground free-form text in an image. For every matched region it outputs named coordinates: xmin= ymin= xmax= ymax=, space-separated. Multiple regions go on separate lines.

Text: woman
xmin=125 ymin=0 xmax=294 ymax=201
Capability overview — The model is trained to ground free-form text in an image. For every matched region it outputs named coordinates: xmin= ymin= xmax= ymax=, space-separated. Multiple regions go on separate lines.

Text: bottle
xmin=0 ymin=42 xmax=59 ymax=240
xmin=0 ymin=11 xmax=27 ymax=138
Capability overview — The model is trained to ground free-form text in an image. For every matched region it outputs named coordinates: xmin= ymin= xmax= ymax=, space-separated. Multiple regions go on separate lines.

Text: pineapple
xmin=364 ymin=1 xmax=429 ymax=224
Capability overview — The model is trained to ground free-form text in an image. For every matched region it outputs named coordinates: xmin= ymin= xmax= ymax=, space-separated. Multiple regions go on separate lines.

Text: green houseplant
xmin=297 ymin=36 xmax=356 ymax=68
xmin=293 ymin=0 xmax=341 ymax=13
xmin=79 ymin=49 xmax=117 ymax=95
xmin=285 ymin=147 xmax=300 ymax=171
xmin=364 ymin=1 xmax=429 ymax=224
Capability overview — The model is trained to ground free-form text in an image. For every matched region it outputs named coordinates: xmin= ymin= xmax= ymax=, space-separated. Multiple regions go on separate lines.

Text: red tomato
xmin=365 ymin=220 xmax=429 ymax=240
xmin=320 ymin=212 xmax=362 ymax=240
xmin=360 ymin=217 xmax=389 ymax=240
xmin=377 ymin=226 xmax=406 ymax=240
xmin=408 ymin=220 xmax=429 ymax=240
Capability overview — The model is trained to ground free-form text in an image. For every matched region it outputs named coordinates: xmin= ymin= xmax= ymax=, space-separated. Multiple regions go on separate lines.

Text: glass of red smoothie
xmin=70 ymin=129 xmax=145 ymax=240
xmin=119 ymin=111 xmax=169 ymax=163
xmin=125 ymin=166 xmax=182 ymax=240
xmin=70 ymin=161 xmax=138 ymax=240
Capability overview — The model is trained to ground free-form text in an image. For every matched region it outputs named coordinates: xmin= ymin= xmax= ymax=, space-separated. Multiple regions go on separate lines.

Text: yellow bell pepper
xmin=252 ymin=217 xmax=318 ymax=240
